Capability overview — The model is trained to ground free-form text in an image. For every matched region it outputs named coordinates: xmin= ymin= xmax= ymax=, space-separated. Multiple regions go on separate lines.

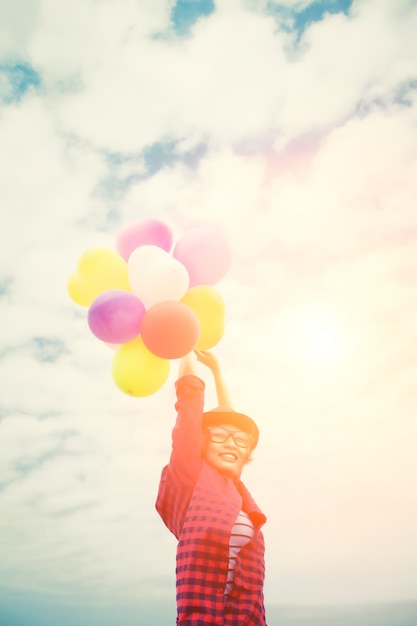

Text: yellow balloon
xmin=111 ymin=337 xmax=170 ymax=397
xmin=67 ymin=270 xmax=93 ymax=307
xmin=67 ymin=247 xmax=130 ymax=306
xmin=181 ymin=286 xmax=225 ymax=350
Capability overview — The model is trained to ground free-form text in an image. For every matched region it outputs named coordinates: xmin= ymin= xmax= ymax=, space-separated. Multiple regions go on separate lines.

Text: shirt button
xmin=217 ymin=585 xmax=224 ymax=593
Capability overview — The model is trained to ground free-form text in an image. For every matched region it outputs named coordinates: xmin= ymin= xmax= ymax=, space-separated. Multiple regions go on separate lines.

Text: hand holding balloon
xmin=194 ymin=349 xmax=219 ymax=372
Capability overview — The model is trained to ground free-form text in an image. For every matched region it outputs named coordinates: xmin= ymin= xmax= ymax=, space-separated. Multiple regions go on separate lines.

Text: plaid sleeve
xmin=171 ymin=375 xmax=205 ymax=482
xmin=155 ymin=375 xmax=205 ymax=538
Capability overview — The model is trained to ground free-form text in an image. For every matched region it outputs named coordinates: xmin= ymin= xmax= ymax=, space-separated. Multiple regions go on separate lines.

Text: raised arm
xmin=178 ymin=351 xmax=198 ymax=378
xmin=155 ymin=354 xmax=205 ymax=537
xmin=194 ymin=349 xmax=234 ymax=408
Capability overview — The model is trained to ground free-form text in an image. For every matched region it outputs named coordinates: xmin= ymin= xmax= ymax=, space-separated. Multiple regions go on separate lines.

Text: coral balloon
xmin=112 ymin=337 xmax=170 ymax=397
xmin=67 ymin=247 xmax=130 ymax=307
xmin=88 ymin=290 xmax=145 ymax=344
xmin=141 ymin=301 xmax=200 ymax=359
xmin=181 ymin=286 xmax=225 ymax=350
xmin=116 ymin=218 xmax=173 ymax=261
xmin=128 ymin=246 xmax=189 ymax=309
xmin=173 ymin=226 xmax=232 ymax=287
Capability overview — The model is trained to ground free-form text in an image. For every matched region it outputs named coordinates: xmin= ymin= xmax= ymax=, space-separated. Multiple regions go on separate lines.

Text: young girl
xmin=156 ymin=350 xmax=267 ymax=625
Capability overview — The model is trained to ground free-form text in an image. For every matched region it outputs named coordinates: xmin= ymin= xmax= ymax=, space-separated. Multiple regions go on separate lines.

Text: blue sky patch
xmin=268 ymin=0 xmax=353 ymax=40
xmin=0 ymin=62 xmax=41 ymax=103
xmin=394 ymin=79 xmax=417 ymax=108
xmin=0 ymin=276 xmax=12 ymax=298
xmin=104 ymin=141 xmax=207 ymax=196
xmin=171 ymin=0 xmax=215 ymax=36
xmin=144 ymin=140 xmax=207 ymax=174
xmin=32 ymin=337 xmax=68 ymax=363
xmin=293 ymin=0 xmax=352 ymax=32
xmin=168 ymin=1 xmax=354 ymax=41
xmin=143 ymin=141 xmax=179 ymax=175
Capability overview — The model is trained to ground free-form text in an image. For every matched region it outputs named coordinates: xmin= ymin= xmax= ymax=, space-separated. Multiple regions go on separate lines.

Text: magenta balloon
xmin=172 ymin=226 xmax=232 ymax=287
xmin=88 ymin=290 xmax=146 ymax=343
xmin=116 ymin=219 xmax=173 ymax=261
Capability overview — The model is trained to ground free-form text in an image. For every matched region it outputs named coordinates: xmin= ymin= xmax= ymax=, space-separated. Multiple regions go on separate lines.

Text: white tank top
xmin=225 ymin=510 xmax=255 ymax=595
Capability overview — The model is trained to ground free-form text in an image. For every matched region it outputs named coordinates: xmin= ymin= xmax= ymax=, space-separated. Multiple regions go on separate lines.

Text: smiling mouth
xmin=220 ymin=453 xmax=237 ymax=462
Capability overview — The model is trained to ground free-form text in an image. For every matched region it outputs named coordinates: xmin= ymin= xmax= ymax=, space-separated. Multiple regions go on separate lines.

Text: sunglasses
xmin=206 ymin=426 xmax=253 ymax=448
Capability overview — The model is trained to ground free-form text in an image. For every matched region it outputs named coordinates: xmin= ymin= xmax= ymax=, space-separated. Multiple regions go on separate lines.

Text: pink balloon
xmin=173 ymin=226 xmax=232 ymax=287
xmin=116 ymin=219 xmax=173 ymax=261
xmin=88 ymin=290 xmax=146 ymax=344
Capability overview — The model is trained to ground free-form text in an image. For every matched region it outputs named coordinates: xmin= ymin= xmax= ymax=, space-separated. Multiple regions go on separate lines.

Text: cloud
xmin=1 ymin=0 xmax=417 ymax=615
xmin=22 ymin=0 xmax=415 ymax=160
xmin=0 ymin=0 xmax=40 ymax=60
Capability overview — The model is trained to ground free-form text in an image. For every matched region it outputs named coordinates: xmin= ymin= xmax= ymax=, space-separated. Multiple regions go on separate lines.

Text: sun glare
xmin=283 ymin=303 xmax=355 ymax=368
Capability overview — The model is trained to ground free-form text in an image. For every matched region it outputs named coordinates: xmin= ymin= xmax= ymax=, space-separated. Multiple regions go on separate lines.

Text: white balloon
xmin=128 ymin=246 xmax=190 ymax=308
xmin=128 ymin=244 xmax=168 ymax=267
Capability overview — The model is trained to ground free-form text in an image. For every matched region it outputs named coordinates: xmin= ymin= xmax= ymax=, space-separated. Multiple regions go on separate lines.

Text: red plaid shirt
xmin=156 ymin=375 xmax=267 ymax=626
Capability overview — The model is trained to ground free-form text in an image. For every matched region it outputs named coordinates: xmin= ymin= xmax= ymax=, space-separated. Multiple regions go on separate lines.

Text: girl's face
xmin=203 ymin=423 xmax=252 ymax=481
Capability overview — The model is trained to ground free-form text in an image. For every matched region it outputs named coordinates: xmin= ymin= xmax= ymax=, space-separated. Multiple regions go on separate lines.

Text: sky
xmin=1 ymin=0 xmax=417 ymax=625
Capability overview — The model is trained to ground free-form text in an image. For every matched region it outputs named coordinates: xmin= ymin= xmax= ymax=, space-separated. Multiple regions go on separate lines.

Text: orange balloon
xmin=141 ymin=301 xmax=200 ymax=359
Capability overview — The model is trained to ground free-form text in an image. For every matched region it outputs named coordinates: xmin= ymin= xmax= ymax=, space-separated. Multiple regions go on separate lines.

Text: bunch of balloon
xmin=67 ymin=219 xmax=232 ymax=398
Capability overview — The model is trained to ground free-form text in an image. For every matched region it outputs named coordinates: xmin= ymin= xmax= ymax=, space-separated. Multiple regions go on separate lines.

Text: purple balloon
xmin=116 ymin=218 xmax=173 ymax=261
xmin=88 ymin=290 xmax=146 ymax=344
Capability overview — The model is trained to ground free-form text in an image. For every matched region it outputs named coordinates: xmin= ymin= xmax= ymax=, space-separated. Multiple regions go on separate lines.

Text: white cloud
xmin=1 ymin=0 xmax=417 ymax=612
xmin=28 ymin=0 xmax=174 ymax=81
xmin=275 ymin=0 xmax=417 ymax=142
xmin=0 ymin=0 xmax=40 ymax=60
xmin=45 ymin=9 xmax=289 ymax=152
